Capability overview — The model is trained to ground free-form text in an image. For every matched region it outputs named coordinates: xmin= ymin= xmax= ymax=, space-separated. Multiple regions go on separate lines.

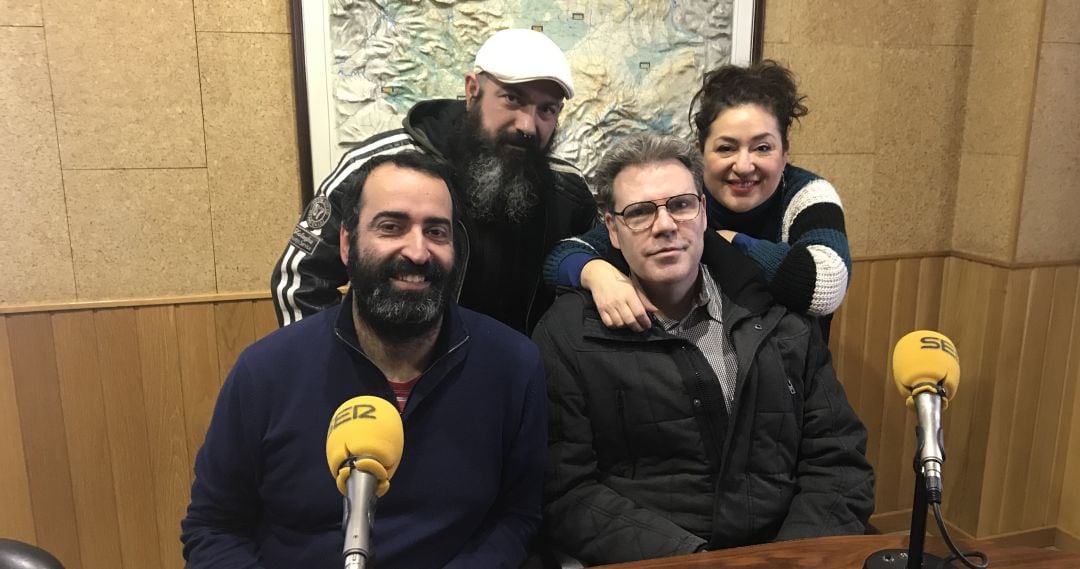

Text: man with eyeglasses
xmin=272 ymin=29 xmax=596 ymax=333
xmin=532 ymin=134 xmax=874 ymax=566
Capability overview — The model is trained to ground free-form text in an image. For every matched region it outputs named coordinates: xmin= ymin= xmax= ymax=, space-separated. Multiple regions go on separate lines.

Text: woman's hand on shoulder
xmin=580 ymin=259 xmax=657 ymax=332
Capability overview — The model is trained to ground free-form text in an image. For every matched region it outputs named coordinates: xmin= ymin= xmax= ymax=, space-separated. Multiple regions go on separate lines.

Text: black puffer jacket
xmin=532 ymin=234 xmax=874 ymax=566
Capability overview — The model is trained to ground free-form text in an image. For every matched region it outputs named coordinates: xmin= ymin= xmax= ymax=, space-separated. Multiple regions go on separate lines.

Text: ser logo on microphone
xmin=920 ymin=336 xmax=958 ymax=361
xmin=328 ymin=403 xmax=379 ymax=434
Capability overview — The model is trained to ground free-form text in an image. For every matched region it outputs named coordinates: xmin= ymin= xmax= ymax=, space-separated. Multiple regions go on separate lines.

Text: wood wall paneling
xmin=135 ymin=306 xmax=189 ymax=569
xmin=1000 ymin=268 xmax=1055 ymax=533
xmin=938 ymin=258 xmax=1007 ymax=533
xmin=52 ymin=311 xmax=124 ymax=569
xmin=858 ymin=261 xmax=896 ymax=472
xmin=0 ymin=316 xmax=36 ymax=544
xmin=252 ymin=299 xmax=278 ymax=340
xmin=176 ymin=303 xmax=225 ymax=469
xmin=7 ymin=314 xmax=83 ymax=569
xmin=875 ymin=258 xmax=920 ymax=512
xmin=1058 ymin=279 xmax=1080 ymax=536
xmin=94 ymin=308 xmax=164 ymax=569
xmin=213 ymin=300 xmax=256 ymax=382
xmin=977 ymin=269 xmax=1033 ymax=535
xmin=2 ymin=272 xmax=1079 ymax=561
xmin=1025 ymin=267 xmax=1079 ymax=529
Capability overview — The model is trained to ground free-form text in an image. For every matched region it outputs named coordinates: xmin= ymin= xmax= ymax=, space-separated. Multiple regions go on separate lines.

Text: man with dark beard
xmin=272 ymin=28 xmax=597 ymax=333
xmin=184 ymin=152 xmax=549 ymax=569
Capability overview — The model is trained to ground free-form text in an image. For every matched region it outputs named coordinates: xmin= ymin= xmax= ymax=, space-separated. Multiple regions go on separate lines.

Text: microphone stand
xmin=342 ymin=459 xmax=379 ymax=569
xmin=863 ymin=453 xmax=950 ymax=568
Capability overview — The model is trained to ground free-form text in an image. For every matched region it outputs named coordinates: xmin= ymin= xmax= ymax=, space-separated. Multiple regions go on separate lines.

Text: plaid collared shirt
xmin=653 ymin=265 xmax=739 ymax=412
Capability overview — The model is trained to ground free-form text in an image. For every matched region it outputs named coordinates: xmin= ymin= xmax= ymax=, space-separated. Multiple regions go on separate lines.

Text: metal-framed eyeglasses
xmin=611 ymin=193 xmax=704 ymax=230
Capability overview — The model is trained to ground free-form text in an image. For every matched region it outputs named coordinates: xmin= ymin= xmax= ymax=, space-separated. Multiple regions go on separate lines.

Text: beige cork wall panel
xmin=866 ymin=45 xmax=970 ymax=257
xmin=198 ymin=32 xmax=301 ymax=293
xmin=0 ymin=27 xmax=76 ymax=306
xmin=767 ymin=42 xmax=882 ymax=156
xmin=63 ymin=168 xmax=216 ymax=300
xmin=761 ymin=0 xmax=791 ymax=44
xmin=1043 ymin=0 xmax=1080 ymax=43
xmin=879 ymin=0 xmax=977 ymax=47
xmin=786 ymin=1 xmax=885 ymax=48
xmin=0 ymin=0 xmax=41 ymax=26
xmin=961 ymin=0 xmax=1042 ymax=158
xmin=1016 ymin=42 xmax=1080 ymax=263
xmin=951 ymin=152 xmax=1024 ymax=262
xmin=787 ymin=154 xmax=879 ymax=257
xmin=194 ymin=0 xmax=289 ymax=33
xmin=41 ymin=0 xmax=205 ymax=169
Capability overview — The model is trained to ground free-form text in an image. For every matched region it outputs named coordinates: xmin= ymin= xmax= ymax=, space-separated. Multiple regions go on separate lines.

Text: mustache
xmin=493 ymin=130 xmax=542 ymax=152
xmin=378 ymin=256 xmax=447 ymax=284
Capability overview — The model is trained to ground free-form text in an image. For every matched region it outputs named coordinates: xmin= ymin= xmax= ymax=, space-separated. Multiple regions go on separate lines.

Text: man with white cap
xmin=272 ymin=29 xmax=596 ymax=334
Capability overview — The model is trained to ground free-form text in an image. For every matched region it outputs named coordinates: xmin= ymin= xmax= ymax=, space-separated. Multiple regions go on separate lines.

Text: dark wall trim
xmin=289 ymin=0 xmax=314 ymax=209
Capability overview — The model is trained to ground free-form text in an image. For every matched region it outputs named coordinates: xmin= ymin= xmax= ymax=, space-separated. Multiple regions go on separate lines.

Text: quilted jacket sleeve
xmin=775 ymin=324 xmax=874 ymax=539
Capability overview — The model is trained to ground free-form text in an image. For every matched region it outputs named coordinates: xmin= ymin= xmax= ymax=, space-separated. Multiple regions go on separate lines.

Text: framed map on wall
xmin=290 ymin=0 xmax=764 ymax=204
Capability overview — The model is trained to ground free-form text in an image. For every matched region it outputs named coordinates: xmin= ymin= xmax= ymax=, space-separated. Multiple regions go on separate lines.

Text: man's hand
xmin=580 ymin=260 xmax=657 ymax=332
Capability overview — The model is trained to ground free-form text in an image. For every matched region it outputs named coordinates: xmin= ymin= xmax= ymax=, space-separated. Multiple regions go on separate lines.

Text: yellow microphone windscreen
xmin=892 ymin=330 xmax=960 ymax=409
xmin=326 ymin=396 xmax=404 ymax=497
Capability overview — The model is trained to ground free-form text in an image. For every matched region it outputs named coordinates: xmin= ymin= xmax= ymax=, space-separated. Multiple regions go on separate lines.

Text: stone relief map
xmin=329 ymin=0 xmax=738 ymax=176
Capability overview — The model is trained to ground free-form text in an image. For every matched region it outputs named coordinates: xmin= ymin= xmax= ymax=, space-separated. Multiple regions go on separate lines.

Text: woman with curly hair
xmin=543 ymin=60 xmax=850 ymax=339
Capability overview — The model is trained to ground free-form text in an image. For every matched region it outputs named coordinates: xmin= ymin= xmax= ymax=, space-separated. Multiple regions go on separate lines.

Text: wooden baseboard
xmin=1056 ymin=528 xmax=1080 ymax=553
xmin=869 ymin=510 xmax=1067 ymax=551
xmin=870 ymin=509 xmax=914 ymax=534
xmin=0 ymin=290 xmax=272 ymax=315
xmin=977 ymin=526 xmax=1058 ymax=549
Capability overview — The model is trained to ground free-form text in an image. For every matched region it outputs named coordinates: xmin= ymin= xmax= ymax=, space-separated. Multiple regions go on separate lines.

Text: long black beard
xmin=347 ymin=244 xmax=452 ymax=344
xmin=451 ymin=105 xmax=557 ymax=224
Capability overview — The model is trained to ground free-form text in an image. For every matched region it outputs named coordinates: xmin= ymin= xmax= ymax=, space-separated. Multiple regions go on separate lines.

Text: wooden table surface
xmin=593 ymin=535 xmax=1079 ymax=568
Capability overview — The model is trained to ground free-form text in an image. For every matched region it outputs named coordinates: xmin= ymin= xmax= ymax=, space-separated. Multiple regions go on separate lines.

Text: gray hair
xmin=593 ymin=133 xmax=705 ymax=212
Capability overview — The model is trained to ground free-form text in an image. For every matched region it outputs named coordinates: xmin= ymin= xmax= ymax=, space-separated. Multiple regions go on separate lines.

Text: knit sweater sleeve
xmin=736 ymin=174 xmax=850 ymax=316
xmin=541 ymin=223 xmax=614 ymax=288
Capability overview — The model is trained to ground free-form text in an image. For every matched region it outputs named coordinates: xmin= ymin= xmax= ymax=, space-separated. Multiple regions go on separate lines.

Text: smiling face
xmin=702 ymin=103 xmax=789 ymax=213
xmin=339 ymin=163 xmax=455 ymax=341
xmin=605 ymin=159 xmax=706 ymax=296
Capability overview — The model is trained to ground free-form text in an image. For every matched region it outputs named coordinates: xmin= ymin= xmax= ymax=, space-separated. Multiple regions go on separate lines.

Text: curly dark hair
xmin=689 ymin=60 xmax=808 ymax=151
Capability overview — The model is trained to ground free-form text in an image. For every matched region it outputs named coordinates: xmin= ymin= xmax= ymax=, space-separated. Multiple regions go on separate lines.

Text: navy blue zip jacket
xmin=181 ymin=292 xmax=547 ymax=568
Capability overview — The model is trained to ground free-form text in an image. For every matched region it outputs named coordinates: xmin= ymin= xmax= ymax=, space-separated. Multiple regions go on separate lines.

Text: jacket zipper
xmin=335 ymin=329 xmax=470 ymax=416
xmin=615 ymin=389 xmax=637 ymax=478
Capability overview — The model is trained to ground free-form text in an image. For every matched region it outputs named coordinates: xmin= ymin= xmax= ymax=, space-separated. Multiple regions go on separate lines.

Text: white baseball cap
xmin=474 ymin=29 xmax=575 ymax=99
